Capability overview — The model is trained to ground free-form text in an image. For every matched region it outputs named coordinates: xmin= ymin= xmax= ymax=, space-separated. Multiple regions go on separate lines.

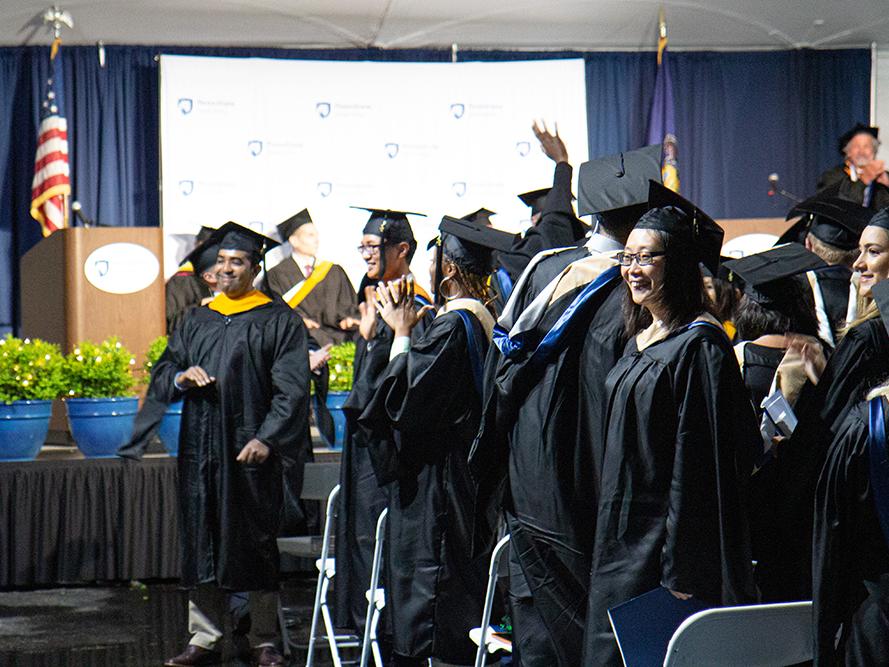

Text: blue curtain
xmin=0 ymin=45 xmax=870 ymax=333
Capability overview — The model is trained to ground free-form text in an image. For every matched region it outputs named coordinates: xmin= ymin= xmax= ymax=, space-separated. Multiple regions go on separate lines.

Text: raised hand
xmin=375 ymin=277 xmax=434 ymax=338
xmin=532 ymin=119 xmax=569 ymax=164
xmin=358 ymin=285 xmax=378 ymax=341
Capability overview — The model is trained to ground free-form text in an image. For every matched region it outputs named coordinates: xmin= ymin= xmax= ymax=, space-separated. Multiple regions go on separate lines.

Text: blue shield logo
xmin=516 ymin=141 xmax=531 ymax=157
xmin=94 ymin=260 xmax=109 ymax=277
xmin=177 ymin=98 xmax=193 ymax=115
xmin=316 ymin=102 xmax=331 ymax=118
xmin=385 ymin=143 xmax=399 ymax=159
xmin=317 ymin=182 xmax=333 ymax=197
xmin=449 ymin=103 xmax=465 ymax=119
xmin=452 ymin=182 xmax=467 ymax=198
xmin=179 ymin=180 xmax=194 ymax=196
xmin=247 ymin=140 xmax=263 ymax=157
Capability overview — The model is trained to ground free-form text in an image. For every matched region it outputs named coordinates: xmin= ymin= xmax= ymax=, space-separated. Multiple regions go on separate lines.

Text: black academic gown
xmin=335 ymin=295 xmax=432 ymax=633
xmin=149 ymin=297 xmax=310 ymax=590
xmin=498 ymin=162 xmax=587 ymax=282
xmin=813 ymin=399 xmax=889 ymax=665
xmin=771 ymin=316 xmax=889 ymax=601
xmin=817 ymin=164 xmax=889 ymax=211
xmin=472 ymin=253 xmax=625 ymax=666
xmin=359 ymin=308 xmax=492 ymax=663
xmin=582 ymin=320 xmax=758 ymax=666
xmin=165 ymin=273 xmax=213 ymax=334
xmin=266 ymin=257 xmax=359 ymax=347
xmin=813 ymin=265 xmax=854 ymax=343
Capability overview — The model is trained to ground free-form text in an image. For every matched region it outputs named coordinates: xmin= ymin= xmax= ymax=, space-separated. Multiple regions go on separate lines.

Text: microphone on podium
xmin=766 ymin=173 xmax=801 ymax=204
xmin=71 ymin=201 xmax=96 ymax=228
xmin=767 ymin=173 xmax=779 ymax=196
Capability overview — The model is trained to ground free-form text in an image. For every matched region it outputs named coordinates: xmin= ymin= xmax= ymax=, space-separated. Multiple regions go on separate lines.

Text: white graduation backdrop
xmin=159 ymin=55 xmax=588 ymax=291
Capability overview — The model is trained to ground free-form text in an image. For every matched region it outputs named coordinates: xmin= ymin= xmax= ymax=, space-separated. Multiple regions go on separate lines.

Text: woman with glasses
xmin=582 ymin=184 xmax=758 ymax=665
xmin=358 ymin=216 xmax=514 ymax=666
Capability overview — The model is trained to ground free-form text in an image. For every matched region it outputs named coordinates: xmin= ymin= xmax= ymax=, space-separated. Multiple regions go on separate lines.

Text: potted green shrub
xmin=0 ymin=335 xmax=65 ymax=460
xmin=325 ymin=341 xmax=355 ymax=448
xmin=142 ymin=335 xmax=182 ymax=455
xmin=63 ymin=337 xmax=138 ymax=458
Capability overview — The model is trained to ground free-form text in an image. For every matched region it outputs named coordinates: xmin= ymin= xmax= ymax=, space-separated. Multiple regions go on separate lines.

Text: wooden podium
xmin=20 ymin=227 xmax=165 ymax=358
xmin=19 ymin=228 xmax=166 ymax=447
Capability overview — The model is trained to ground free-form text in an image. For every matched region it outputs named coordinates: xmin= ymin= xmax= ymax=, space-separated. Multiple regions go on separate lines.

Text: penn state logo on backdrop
xmin=247 ymin=140 xmax=264 ymax=157
xmin=316 ymin=102 xmax=331 ymax=119
xmin=317 ymin=182 xmax=333 ymax=197
xmin=452 ymin=182 xmax=467 ymax=198
xmin=384 ymin=143 xmax=399 ymax=159
xmin=515 ymin=141 xmax=531 ymax=157
xmin=179 ymin=180 xmax=194 ymax=196
xmin=449 ymin=103 xmax=465 ymax=119
xmin=177 ymin=98 xmax=193 ymax=115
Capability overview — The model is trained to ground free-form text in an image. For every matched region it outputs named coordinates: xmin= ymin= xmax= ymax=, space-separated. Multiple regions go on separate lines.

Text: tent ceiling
xmin=3 ymin=1 xmax=888 ymax=50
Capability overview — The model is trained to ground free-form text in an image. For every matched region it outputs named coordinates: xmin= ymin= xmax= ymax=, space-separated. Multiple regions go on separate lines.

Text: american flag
xmin=30 ymin=38 xmax=71 ymax=237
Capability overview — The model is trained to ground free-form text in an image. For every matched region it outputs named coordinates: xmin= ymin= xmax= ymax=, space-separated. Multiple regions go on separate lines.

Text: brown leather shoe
xmin=163 ymin=644 xmax=221 ymax=666
xmin=250 ymin=645 xmax=286 ymax=666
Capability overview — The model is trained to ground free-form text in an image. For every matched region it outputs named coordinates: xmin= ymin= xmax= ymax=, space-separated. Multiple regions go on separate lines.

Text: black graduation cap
xmin=461 ymin=207 xmax=496 ymax=226
xmin=838 ymin=122 xmax=879 ymax=154
xmin=204 ymin=221 xmax=280 ymax=263
xmin=780 ymin=192 xmax=872 ymax=250
xmin=182 ymin=238 xmax=220 ymax=275
xmin=195 ymin=226 xmax=216 ymax=244
xmin=352 ymin=206 xmax=425 ymax=243
xmin=636 ymin=180 xmax=724 ymax=274
xmin=578 ymin=144 xmax=663 ymax=226
xmin=517 ymin=188 xmax=550 ymax=216
xmin=872 ymin=279 xmax=889 ymax=338
xmin=276 ymin=209 xmax=313 ymax=241
xmin=866 ymin=207 xmax=889 ymax=232
xmin=438 ymin=215 xmax=516 ymax=272
xmin=723 ymin=243 xmax=826 ymax=307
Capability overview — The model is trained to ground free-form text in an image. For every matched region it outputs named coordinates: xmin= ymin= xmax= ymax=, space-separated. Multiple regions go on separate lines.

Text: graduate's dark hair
xmin=622 ymin=229 xmax=714 ymax=336
xmin=438 ymin=250 xmax=497 ymax=317
xmin=734 ymin=276 xmax=820 ymax=341
xmin=709 ymin=276 xmax=740 ymax=323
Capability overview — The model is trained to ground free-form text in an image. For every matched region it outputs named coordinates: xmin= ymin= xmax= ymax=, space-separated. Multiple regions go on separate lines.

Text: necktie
xmin=304 ymin=264 xmax=313 ymax=278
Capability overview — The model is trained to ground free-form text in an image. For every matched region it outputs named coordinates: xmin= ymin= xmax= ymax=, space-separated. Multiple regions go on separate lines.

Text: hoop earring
xmin=439 ymin=275 xmax=459 ymax=301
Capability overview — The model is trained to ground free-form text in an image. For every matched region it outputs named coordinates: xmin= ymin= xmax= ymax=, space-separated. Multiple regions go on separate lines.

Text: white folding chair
xmin=471 ymin=534 xmax=513 ymax=667
xmin=300 ymin=483 xmax=361 ymax=667
xmin=663 ymin=600 xmax=814 ymax=666
xmin=359 ymin=507 xmax=388 ymax=667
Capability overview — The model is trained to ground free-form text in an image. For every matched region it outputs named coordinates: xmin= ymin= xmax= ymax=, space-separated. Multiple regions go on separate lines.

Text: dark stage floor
xmin=0 ymin=575 xmax=345 ymax=667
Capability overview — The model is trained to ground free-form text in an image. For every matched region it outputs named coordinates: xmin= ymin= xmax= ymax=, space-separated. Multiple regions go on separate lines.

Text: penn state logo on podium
xmin=84 ymin=244 xmax=160 ymax=295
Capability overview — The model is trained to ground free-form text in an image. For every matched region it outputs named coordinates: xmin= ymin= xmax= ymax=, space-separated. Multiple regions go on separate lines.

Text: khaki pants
xmin=187 ymin=584 xmax=279 ymax=650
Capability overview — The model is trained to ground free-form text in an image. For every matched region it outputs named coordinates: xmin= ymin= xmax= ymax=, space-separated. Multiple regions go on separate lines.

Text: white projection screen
xmin=159 ymin=55 xmax=589 ymax=290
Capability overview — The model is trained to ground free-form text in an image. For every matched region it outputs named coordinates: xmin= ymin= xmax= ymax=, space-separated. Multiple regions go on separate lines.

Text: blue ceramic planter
xmin=325 ymin=391 xmax=349 ymax=449
xmin=158 ymin=400 xmax=183 ymax=456
xmin=66 ymin=397 xmax=139 ymax=458
xmin=0 ymin=400 xmax=53 ymax=461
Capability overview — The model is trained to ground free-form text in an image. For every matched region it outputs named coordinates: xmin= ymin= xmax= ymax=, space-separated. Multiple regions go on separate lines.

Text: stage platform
xmin=0 ymin=444 xmax=340 ymax=589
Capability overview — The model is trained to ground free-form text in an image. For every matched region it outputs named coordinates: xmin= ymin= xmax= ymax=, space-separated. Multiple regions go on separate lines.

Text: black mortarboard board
xmin=578 ymin=144 xmax=663 ymax=218
xmin=636 ymin=180 xmax=724 ymax=274
xmin=782 ymin=193 xmax=871 ymax=250
xmin=866 ymin=207 xmax=889 ymax=232
xmin=195 ymin=226 xmax=215 ymax=244
xmin=700 ymin=256 xmax=735 ymax=282
xmin=723 ymin=243 xmax=826 ymax=307
xmin=205 ymin=221 xmax=280 ymax=263
xmin=352 ymin=207 xmax=425 ymax=241
xmin=276 ymin=209 xmax=313 ymax=241
xmin=182 ymin=239 xmax=221 ymax=275
xmin=461 ymin=207 xmax=496 ymax=226
xmin=871 ymin=279 xmax=889 ymax=338
xmin=518 ymin=188 xmax=551 ymax=216
xmin=838 ymin=122 xmax=879 ymax=154
xmin=438 ymin=216 xmax=517 ymax=276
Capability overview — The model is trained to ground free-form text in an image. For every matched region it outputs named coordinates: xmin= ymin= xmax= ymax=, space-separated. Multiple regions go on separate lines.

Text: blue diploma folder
xmin=607 ymin=587 xmax=709 ymax=666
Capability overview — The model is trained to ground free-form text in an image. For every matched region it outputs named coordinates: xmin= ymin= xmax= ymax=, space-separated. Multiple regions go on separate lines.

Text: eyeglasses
xmin=357 ymin=243 xmax=383 ymax=257
xmin=616 ymin=250 xmax=666 ymax=267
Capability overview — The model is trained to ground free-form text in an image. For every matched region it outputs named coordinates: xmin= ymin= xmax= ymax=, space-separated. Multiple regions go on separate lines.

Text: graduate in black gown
xmin=359 ymin=217 xmax=514 ymax=665
xmin=582 ymin=183 xmax=758 ymax=666
xmin=779 ymin=194 xmax=873 ymax=346
xmin=265 ymin=209 xmax=359 ymax=347
xmin=772 ymin=207 xmax=889 ymax=601
xmin=335 ymin=208 xmax=434 ymax=635
xmin=813 ymin=380 xmax=889 ymax=665
xmin=150 ymin=222 xmax=310 ymax=667
xmin=495 ymin=121 xmax=589 ymax=283
xmin=723 ymin=244 xmax=826 ymax=601
xmin=470 ymin=145 xmax=662 ymax=666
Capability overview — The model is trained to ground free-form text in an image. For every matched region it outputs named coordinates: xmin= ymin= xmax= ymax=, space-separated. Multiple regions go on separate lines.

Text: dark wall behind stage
xmin=0 ymin=44 xmax=870 ymax=334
